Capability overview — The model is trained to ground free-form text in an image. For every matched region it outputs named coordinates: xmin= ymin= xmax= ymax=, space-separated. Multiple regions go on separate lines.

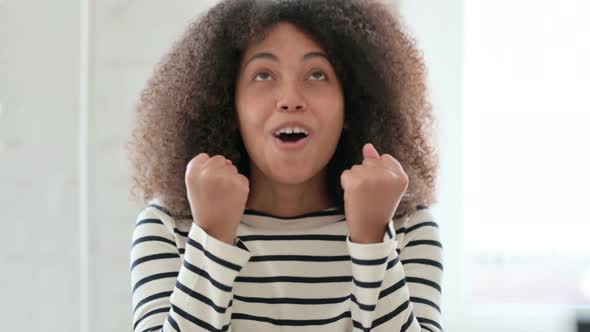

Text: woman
xmin=128 ymin=0 xmax=442 ymax=331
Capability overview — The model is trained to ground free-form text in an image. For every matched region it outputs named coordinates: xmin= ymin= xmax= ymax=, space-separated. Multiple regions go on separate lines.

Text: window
xmin=464 ymin=0 xmax=590 ymax=304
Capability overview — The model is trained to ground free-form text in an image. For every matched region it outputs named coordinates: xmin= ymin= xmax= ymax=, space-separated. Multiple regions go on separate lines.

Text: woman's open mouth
xmin=272 ymin=132 xmax=312 ymax=151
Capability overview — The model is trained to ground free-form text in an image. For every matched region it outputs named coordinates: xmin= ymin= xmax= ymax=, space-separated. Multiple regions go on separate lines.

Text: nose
xmin=276 ymin=83 xmax=307 ymax=112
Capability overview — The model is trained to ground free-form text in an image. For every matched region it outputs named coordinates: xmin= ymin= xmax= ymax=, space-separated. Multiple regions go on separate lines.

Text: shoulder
xmin=134 ymin=198 xmax=179 ymax=236
xmin=394 ymin=205 xmax=441 ymax=241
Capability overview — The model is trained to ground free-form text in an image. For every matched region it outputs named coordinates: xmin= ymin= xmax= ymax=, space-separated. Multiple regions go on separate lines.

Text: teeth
xmin=274 ymin=126 xmax=309 ymax=136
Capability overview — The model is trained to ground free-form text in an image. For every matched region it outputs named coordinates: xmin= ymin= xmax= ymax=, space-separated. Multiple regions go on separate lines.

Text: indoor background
xmin=0 ymin=0 xmax=588 ymax=331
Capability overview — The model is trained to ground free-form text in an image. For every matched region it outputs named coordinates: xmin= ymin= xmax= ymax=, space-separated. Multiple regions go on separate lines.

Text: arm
xmin=346 ymin=207 xmax=443 ymax=331
xmin=130 ymin=206 xmax=252 ymax=331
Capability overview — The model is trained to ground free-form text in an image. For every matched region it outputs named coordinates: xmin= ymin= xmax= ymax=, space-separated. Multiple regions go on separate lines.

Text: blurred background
xmin=1 ymin=0 xmax=588 ymax=331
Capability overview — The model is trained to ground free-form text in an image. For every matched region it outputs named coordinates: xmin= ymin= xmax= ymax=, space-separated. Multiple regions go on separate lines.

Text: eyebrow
xmin=242 ymin=51 xmax=331 ymax=68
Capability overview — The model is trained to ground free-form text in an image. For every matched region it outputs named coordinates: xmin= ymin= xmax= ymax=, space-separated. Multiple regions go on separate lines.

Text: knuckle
xmin=382 ymin=153 xmax=394 ymax=161
xmin=209 ymin=155 xmax=225 ymax=164
xmin=186 ymin=158 xmax=198 ymax=171
xmin=399 ymin=172 xmax=410 ymax=185
xmin=389 ymin=171 xmax=408 ymax=187
xmin=238 ymin=175 xmax=250 ymax=191
xmin=200 ymin=165 xmax=217 ymax=180
xmin=185 ymin=162 xmax=199 ymax=180
xmin=238 ymin=174 xmax=249 ymax=183
xmin=383 ymin=154 xmax=401 ymax=167
xmin=187 ymin=153 xmax=210 ymax=174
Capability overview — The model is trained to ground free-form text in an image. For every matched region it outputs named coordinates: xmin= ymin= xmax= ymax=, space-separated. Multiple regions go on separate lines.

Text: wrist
xmin=349 ymin=227 xmax=386 ymax=244
xmin=195 ymin=223 xmax=237 ymax=246
xmin=212 ymin=233 xmax=237 ymax=246
xmin=349 ymin=234 xmax=383 ymax=244
xmin=210 ymin=231 xmax=237 ymax=246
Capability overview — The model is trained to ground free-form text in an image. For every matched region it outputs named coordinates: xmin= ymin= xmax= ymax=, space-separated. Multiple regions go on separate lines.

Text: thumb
xmin=362 ymin=143 xmax=380 ymax=160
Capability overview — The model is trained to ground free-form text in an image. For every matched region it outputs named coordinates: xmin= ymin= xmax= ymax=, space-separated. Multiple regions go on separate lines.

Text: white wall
xmin=87 ymin=1 xmax=217 ymax=330
xmin=0 ymin=1 xmax=81 ymax=331
xmin=397 ymin=0 xmax=465 ymax=330
xmin=402 ymin=0 xmax=584 ymax=331
xmin=0 ymin=0 xmax=465 ymax=331
xmin=3 ymin=0 xmax=537 ymax=331
xmin=87 ymin=2 xmax=463 ymax=329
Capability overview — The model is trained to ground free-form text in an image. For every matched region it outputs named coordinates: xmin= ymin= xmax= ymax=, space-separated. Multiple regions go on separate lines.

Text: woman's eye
xmin=254 ymin=71 xmax=272 ymax=81
xmin=253 ymin=70 xmax=326 ymax=81
xmin=309 ymin=71 xmax=326 ymax=81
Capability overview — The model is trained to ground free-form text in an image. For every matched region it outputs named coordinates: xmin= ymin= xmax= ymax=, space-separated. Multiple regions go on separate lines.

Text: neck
xmin=245 ymin=164 xmax=334 ymax=218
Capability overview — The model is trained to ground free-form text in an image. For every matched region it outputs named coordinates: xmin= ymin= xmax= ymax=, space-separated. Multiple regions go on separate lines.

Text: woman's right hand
xmin=185 ymin=153 xmax=250 ymax=245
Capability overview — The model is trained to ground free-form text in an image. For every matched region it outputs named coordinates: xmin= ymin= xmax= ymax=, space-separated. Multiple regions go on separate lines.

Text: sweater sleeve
xmin=130 ymin=205 xmax=253 ymax=332
xmin=346 ymin=207 xmax=444 ymax=332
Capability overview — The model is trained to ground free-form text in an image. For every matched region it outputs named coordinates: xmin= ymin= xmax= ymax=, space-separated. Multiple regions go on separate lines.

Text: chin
xmin=269 ymin=168 xmax=315 ymax=185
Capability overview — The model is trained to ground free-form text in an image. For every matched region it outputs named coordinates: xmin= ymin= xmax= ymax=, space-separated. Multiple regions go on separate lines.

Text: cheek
xmin=311 ymin=84 xmax=344 ymax=108
xmin=238 ymin=89 xmax=275 ymax=122
xmin=237 ymin=85 xmax=271 ymax=113
xmin=236 ymin=106 xmax=269 ymax=146
xmin=317 ymin=91 xmax=345 ymax=124
xmin=236 ymin=112 xmax=257 ymax=142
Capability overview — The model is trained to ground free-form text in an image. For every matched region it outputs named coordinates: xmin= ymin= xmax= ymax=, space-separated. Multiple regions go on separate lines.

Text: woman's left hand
xmin=340 ymin=143 xmax=409 ymax=243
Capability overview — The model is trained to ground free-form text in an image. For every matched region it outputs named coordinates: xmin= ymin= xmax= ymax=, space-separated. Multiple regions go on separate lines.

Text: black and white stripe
xmin=130 ymin=202 xmax=444 ymax=331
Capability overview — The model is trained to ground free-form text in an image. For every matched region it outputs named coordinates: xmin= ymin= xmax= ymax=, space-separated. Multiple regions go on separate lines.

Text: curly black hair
xmin=127 ymin=0 xmax=440 ymax=220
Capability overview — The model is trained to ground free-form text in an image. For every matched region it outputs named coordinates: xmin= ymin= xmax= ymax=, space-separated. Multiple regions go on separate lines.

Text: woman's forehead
xmin=244 ymin=22 xmax=323 ymax=53
xmin=239 ymin=23 xmax=330 ymax=68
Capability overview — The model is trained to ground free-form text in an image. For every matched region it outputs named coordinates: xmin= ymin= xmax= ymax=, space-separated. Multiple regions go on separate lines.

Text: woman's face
xmin=235 ymin=21 xmax=345 ymax=185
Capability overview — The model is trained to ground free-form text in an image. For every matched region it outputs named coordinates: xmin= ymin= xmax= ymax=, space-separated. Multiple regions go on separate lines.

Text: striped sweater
xmin=130 ymin=201 xmax=444 ymax=332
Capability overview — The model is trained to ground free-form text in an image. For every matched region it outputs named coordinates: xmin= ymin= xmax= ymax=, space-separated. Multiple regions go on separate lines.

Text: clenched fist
xmin=185 ymin=153 xmax=250 ymax=245
xmin=340 ymin=143 xmax=409 ymax=243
